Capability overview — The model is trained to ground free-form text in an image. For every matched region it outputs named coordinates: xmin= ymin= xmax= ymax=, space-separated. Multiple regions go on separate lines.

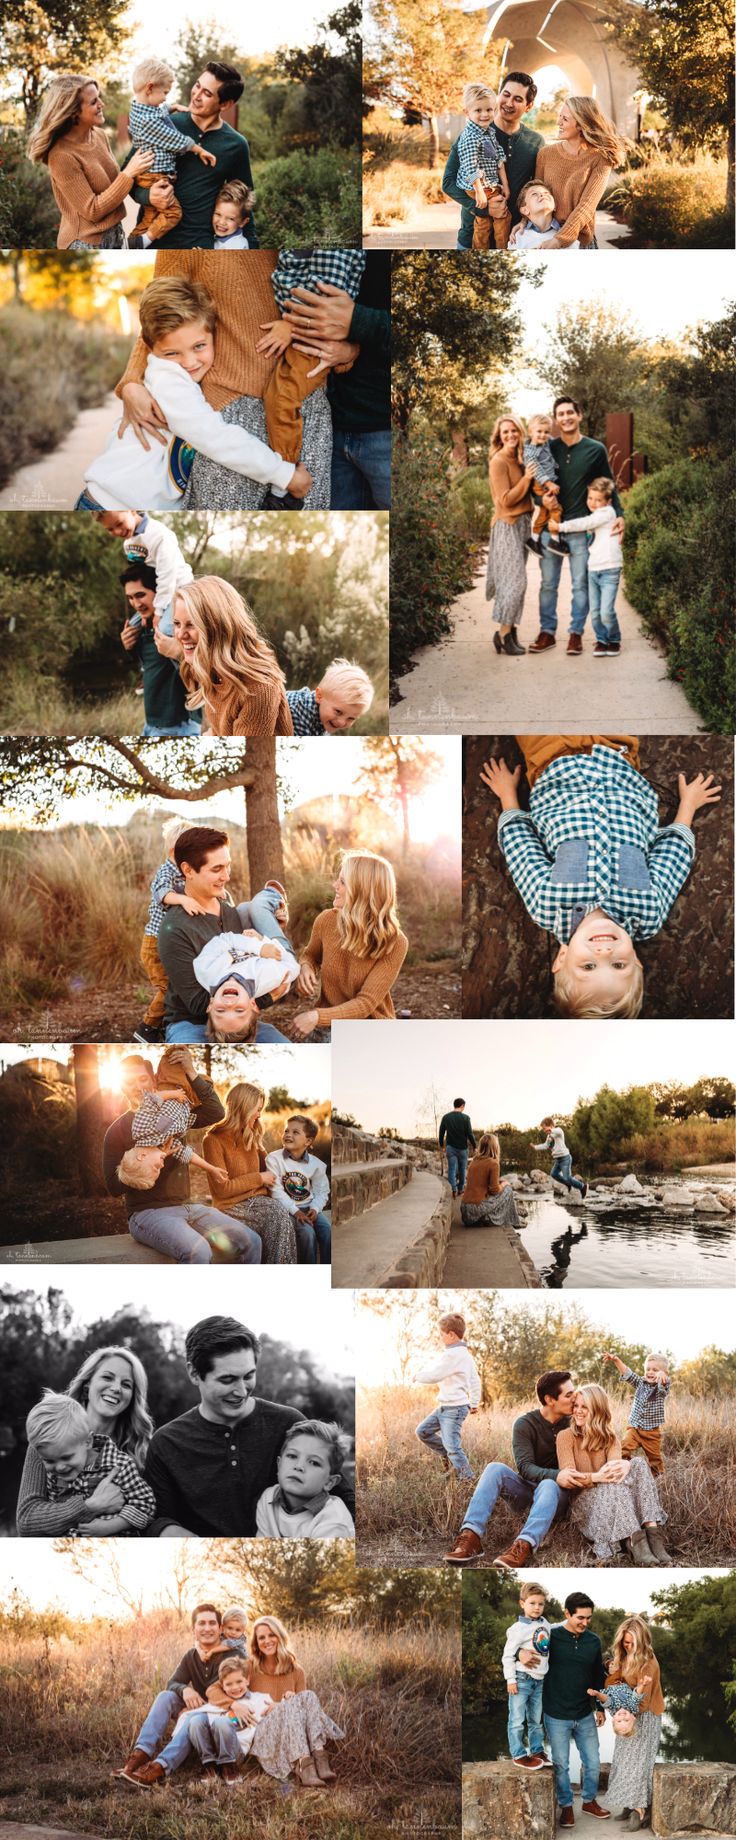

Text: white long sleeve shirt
xmin=264 ymin=1149 xmax=330 ymax=1216
xmin=558 ymin=503 xmax=623 ymax=571
xmin=414 ymin=1343 xmax=481 ymax=1408
xmin=533 ymin=1126 xmax=568 ymax=1157
xmin=502 ymin=1615 xmax=551 ymax=1682
xmin=255 ymin=1485 xmax=354 ymax=1539
xmin=126 ymin=515 xmax=193 ymax=617
xmin=85 ymin=353 xmax=294 ymax=511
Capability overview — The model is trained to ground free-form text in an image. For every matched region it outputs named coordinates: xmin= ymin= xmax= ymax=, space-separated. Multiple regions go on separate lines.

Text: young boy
xmin=533 ymin=1116 xmax=588 ymax=1198
xmin=195 ymin=924 xmax=300 ymax=1043
xmin=212 ymin=179 xmax=255 ymax=248
xmin=509 ymin=180 xmax=578 ymax=249
xmin=287 ymin=659 xmax=375 ymax=736
xmin=414 ymin=1312 xmax=480 ymax=1483
xmin=25 ymin=1393 xmax=156 ymax=1533
xmin=256 ymin=248 xmax=366 ymax=507
xmin=455 ymin=83 xmax=510 ymax=251
xmin=266 ymin=1114 xmax=331 ymax=1264
xmin=523 ymin=414 xmax=568 ymax=558
xmin=126 ymin=57 xmax=217 ymax=249
xmin=558 ymin=477 xmax=624 ymax=657
xmin=92 ymin=509 xmax=193 ymax=637
xmin=204 ymin=1656 xmax=274 ymax=1754
xmin=480 ymin=741 xmax=721 ymax=1018
xmin=81 ymin=277 xmax=310 ymax=512
xmin=255 ymin=1420 xmax=355 ymax=1538
xmin=119 ymin=1051 xmax=227 ymax=1190
xmin=220 ymin=1606 xmax=249 ymax=1656
xmin=603 ymin=1349 xmax=670 ymax=1476
xmin=502 ymin=1581 xmax=552 ymax=1771
xmin=138 ymin=816 xmax=208 ymax=1042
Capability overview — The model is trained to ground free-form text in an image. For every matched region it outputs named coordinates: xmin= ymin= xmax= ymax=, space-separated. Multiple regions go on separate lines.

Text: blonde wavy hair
xmin=610 ymin=1615 xmax=656 ymax=1684
xmin=560 ymin=96 xmax=624 ymax=169
xmin=489 ymin=412 xmax=527 ymax=464
xmin=572 ymin=1383 xmax=616 ymax=1457
xmin=336 ymin=851 xmax=402 ymax=962
xmin=29 ymin=74 xmax=98 ymax=164
xmin=67 ymin=1345 xmax=154 ymax=1469
xmin=175 ymin=577 xmax=285 ymax=719
xmin=477 ymin=1132 xmax=500 ymax=1161
xmin=250 ymin=1614 xmax=299 ymax=1676
xmin=209 ymin=1080 xmax=266 ymax=1150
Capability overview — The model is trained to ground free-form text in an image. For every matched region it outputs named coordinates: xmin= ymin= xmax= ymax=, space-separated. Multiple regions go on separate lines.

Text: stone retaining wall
xmin=651 ymin=1762 xmax=736 ymax=1836
xmin=384 ymin=1183 xmax=454 ymax=1287
xmin=462 ymin=1762 xmax=736 ymax=1839
xmin=333 ymin=1125 xmax=408 ymax=1166
xmin=332 ymin=1155 xmax=413 ymax=1226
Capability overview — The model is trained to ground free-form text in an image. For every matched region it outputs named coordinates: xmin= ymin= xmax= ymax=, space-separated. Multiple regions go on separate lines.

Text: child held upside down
xmin=256 ymin=248 xmax=366 ymax=507
xmin=193 ymin=890 xmax=300 ymax=1042
xmin=480 ymin=738 xmax=721 ymax=1018
xmin=456 ymin=83 xmax=510 ymax=250
xmin=118 ymin=1051 xmax=226 ymax=1190
xmin=587 ymin=1678 xmax=650 ymax=1736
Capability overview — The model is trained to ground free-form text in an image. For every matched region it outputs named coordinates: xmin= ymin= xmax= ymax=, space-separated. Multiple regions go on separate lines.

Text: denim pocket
xmin=618 ymin=843 xmax=651 ymax=889
xmin=550 ymin=837 xmax=588 ymax=883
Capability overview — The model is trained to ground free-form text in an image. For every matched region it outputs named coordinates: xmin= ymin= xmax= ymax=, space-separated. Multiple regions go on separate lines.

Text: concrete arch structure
xmin=485 ymin=0 xmax=643 ymax=137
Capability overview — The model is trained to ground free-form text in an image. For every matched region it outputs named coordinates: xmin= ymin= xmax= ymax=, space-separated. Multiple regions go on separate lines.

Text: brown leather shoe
xmin=528 ymin=631 xmax=556 ymax=652
xmin=560 ymin=1809 xmax=575 ymax=1828
xmin=128 ymin=1761 xmax=167 ymax=1789
xmin=514 ymin=1754 xmax=544 ymax=1768
xmin=492 ymin=1537 xmax=534 ymax=1572
xmin=444 ymin=1527 xmax=483 ymax=1564
xmin=115 ymin=1747 xmax=149 ymax=1780
xmin=567 ymin=633 xmax=583 ymax=655
xmin=582 ymin=1801 xmax=611 ymax=1819
xmin=222 ymin=1762 xmax=240 ymax=1786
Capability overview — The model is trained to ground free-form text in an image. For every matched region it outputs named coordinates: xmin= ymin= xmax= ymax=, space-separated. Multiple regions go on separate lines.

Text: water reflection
xmin=463 ymin=1695 xmax=736 ymax=1769
xmin=518 ymin=1195 xmax=734 ymax=1289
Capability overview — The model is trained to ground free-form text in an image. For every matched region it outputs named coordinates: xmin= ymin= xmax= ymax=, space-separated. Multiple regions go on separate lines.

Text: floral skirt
xmin=183 ymin=390 xmax=332 ymax=509
xmin=460 ymin=1188 xmax=522 ymax=1229
xmin=68 ymin=225 xmax=127 ymax=250
xmin=485 ymin=515 xmax=531 ymax=625
xmin=250 ymin=1690 xmax=345 ymax=1780
xmin=570 ymin=1453 xmax=666 ymax=1560
xmin=227 ymin=1196 xmax=297 ymax=1263
xmin=603 ymin=1710 xmax=661 ymax=1814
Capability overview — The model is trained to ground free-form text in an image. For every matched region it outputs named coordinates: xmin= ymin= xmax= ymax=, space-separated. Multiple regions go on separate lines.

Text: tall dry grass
xmin=0 ymin=1612 xmax=460 ymax=1840
xmin=356 ymin=1385 xmax=736 ymax=1567
xmin=1 ymin=671 xmax=144 ymax=738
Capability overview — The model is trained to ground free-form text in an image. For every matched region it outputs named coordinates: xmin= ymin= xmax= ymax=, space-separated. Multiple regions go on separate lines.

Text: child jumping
xmin=523 ymin=414 xmax=568 ymax=557
xmin=414 ymin=1312 xmax=480 ymax=1483
xmin=603 ymin=1350 xmax=670 ymax=1476
xmin=256 ymin=248 xmax=366 ymax=507
xmin=287 ymin=659 xmax=375 ymax=736
xmin=256 ymin=1421 xmax=355 ymax=1538
xmin=455 ymin=83 xmax=510 ymax=250
xmin=127 ymin=57 xmax=217 ymax=248
xmin=502 ymin=1581 xmax=552 ymax=1771
xmin=25 ymin=1392 xmax=156 ymax=1534
xmin=558 ymin=477 xmax=624 ymax=656
xmin=533 ymin=1117 xmax=588 ymax=1197
xmin=212 ymin=179 xmax=255 ymax=248
xmin=480 ymin=739 xmax=721 ymax=1018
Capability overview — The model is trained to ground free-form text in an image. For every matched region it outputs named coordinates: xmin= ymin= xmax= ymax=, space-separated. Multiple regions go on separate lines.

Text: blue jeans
xmin=143 ymin=721 xmax=202 ymax=737
xmin=589 ymin=567 xmax=622 ymax=644
xmin=330 ymin=429 xmax=391 ymax=509
xmin=544 ymin=1711 xmax=600 ymax=1808
xmin=508 ymin=1673 xmax=545 ymax=1760
xmin=294 ymin=1210 xmax=332 ymax=1263
xmin=551 ymin=1154 xmax=585 ymax=1196
xmin=445 ymin=1147 xmax=468 ymax=1195
xmin=135 ymin=1687 xmax=186 ymax=1758
xmin=75 ymin=488 xmax=104 ymax=511
xmin=462 ymin=1462 xmax=564 ymax=1548
xmin=539 ymin=531 xmax=590 ymax=635
xmin=416 ymin=1405 xmax=473 ymax=1480
xmin=128 ymin=1202 xmax=262 ymax=1263
xmin=156 ymin=1707 xmax=239 ymax=1774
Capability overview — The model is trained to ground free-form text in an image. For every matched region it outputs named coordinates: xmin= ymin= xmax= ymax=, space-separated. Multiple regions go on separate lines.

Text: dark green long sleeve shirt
xmin=512 ymin=1408 xmax=571 ymax=1484
xmin=328 ymin=253 xmax=390 ymax=433
xmin=543 ymin=1624 xmax=606 ymax=1720
xmin=438 ymin=1110 xmax=476 ymax=1152
xmin=548 ymin=435 xmax=624 ymax=520
xmin=127 ymin=112 xmax=258 ymax=249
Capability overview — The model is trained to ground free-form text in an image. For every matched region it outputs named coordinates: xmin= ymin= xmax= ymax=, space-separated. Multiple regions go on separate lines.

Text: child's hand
xmin=676 ymin=770 xmax=722 ymax=821
xmin=179 ymin=895 xmax=207 ymax=917
xmin=479 ymin=756 xmax=522 ymax=808
xmin=260 ymin=941 xmax=283 ymax=959
xmin=287 ymin=462 xmax=312 ymax=500
xmin=256 ymin=318 xmax=293 ymax=357
xmin=195 ymin=146 xmax=217 ymax=166
xmin=638 ymin=1675 xmax=652 ymax=1689
xmin=507 ymin=1681 xmax=518 ymax=1695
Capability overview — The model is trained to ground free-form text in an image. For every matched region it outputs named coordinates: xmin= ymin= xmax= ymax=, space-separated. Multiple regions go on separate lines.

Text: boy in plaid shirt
xmin=480 ymin=737 xmax=721 ymax=1019
xmin=127 ymin=57 xmax=216 ymax=247
xmin=25 ymin=1393 xmax=156 ymax=1534
xmin=456 ymin=83 xmax=510 ymax=250
xmin=603 ymin=1349 xmax=670 ymax=1475
xmin=287 ymin=659 xmax=374 ymax=735
xmin=257 ymin=249 xmax=366 ymax=507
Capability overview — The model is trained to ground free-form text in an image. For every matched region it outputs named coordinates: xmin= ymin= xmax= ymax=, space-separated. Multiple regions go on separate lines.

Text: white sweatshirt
xmin=125 ymin=515 xmax=193 ymax=618
xmin=192 ymin=931 xmax=299 ymax=998
xmin=264 ymin=1148 xmax=330 ymax=1216
xmin=533 ymin=1126 xmax=568 ymax=1157
xmin=502 ymin=1615 xmax=551 ymax=1681
xmin=85 ymin=353 xmax=294 ymax=511
xmin=558 ymin=503 xmax=623 ymax=571
xmin=414 ymin=1344 xmax=481 ymax=1408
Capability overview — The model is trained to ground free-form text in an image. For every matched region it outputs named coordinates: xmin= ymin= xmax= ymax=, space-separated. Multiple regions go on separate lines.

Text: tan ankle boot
xmin=296 ymin=1756 xmax=323 ymax=1787
xmin=313 ymin=1747 xmax=336 ymax=1781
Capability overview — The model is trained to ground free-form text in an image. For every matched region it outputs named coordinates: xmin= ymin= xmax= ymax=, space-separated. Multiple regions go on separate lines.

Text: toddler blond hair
xmin=463 ymin=82 xmax=495 ymax=109
xmin=553 ymin=960 xmax=644 ymax=1019
xmin=117 ymin=1145 xmax=162 ymax=1190
xmin=132 ymin=57 xmax=174 ymax=93
xmin=318 ymin=658 xmax=374 ymax=712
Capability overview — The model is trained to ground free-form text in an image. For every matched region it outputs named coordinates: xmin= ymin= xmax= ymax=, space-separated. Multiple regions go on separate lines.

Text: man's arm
xmin=512 ymin=1414 xmax=558 ymax=1485
xmin=157 ymin=917 xmax=210 ymax=1021
xmin=438 ymin=1113 xmax=447 ymax=1148
xmin=349 ymin=299 xmax=390 ymax=356
xmin=190 ymin=1074 xmax=225 ymax=1130
xmin=144 ymin=1431 xmax=195 ymax=1537
xmin=442 ymin=140 xmax=476 ymax=212
xmin=466 ymin=1119 xmax=476 ymax=1150
xmin=102 ymin=1116 xmax=131 ymax=1196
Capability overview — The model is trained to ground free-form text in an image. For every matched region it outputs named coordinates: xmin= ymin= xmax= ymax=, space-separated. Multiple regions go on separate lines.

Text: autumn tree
xmin=391 ymin=250 xmax=528 ymax=433
xmin=614 ymin=0 xmax=736 ymax=210
xmin=535 ymin=300 xmax=654 ymax=446
xmin=1 ymin=0 xmax=132 ymax=124
xmin=355 ymin=736 xmax=442 ymax=855
xmin=368 ymin=0 xmax=500 ymax=167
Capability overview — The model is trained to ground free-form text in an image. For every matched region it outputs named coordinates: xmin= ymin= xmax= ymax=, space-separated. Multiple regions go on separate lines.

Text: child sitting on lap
xmin=127 ymin=57 xmax=216 ymax=249
xmin=119 ymin=1050 xmax=226 ymax=1189
xmin=287 ymin=659 xmax=375 ymax=736
xmin=212 ymin=179 xmax=255 ymax=248
xmin=456 ymin=83 xmax=510 ymax=251
xmin=256 ymin=248 xmax=366 ymax=508
xmin=204 ymin=1656 xmax=273 ymax=1754
xmin=25 ymin=1392 xmax=156 ymax=1533
xmin=256 ymin=1420 xmax=355 ymax=1539
xmin=523 ymin=414 xmax=568 ymax=558
xmin=509 ymin=180 xmax=578 ymax=250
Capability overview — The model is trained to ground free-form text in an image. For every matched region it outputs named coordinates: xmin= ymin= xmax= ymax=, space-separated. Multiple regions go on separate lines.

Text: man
xmin=156 ymin=826 xmax=290 ymax=1043
xmin=119 ymin=563 xmax=201 ymax=737
xmin=116 ymin=1601 xmax=239 ymax=1787
xmin=126 ymin=62 xmax=258 ymax=250
xmin=438 ymin=1097 xmax=476 ymax=1197
xmin=281 ymin=252 xmax=391 ymax=509
xmin=529 ymin=396 xmax=625 ymax=657
xmin=442 ymin=72 xmax=543 ymax=249
xmin=102 ymin=1050 xmax=262 ymax=1264
xmin=444 ymin=1369 xmax=579 ymax=1567
xmin=144 ymin=1315 xmax=305 ymax=1535
xmin=543 ymin=1593 xmax=609 ymax=1825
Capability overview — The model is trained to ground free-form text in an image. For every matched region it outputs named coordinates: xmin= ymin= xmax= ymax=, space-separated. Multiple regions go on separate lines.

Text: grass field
xmin=355 ymin=1386 xmax=736 ymax=1570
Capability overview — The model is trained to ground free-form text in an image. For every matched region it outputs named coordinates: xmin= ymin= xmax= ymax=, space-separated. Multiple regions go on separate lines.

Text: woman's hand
xmin=127 ymin=149 xmax=155 ymax=178
xmin=119 ymin=381 xmax=170 ymax=451
xmin=598 ymin=1459 xmax=630 ymax=1483
xmin=261 ymin=1171 xmax=277 ymax=1190
xmin=292 ymin=1009 xmax=319 ymax=1038
xmin=282 ymin=281 xmax=356 ymax=342
xmin=291 ymin=336 xmax=361 ymax=379
xmin=297 ymin=962 xmax=319 ymax=998
xmin=81 ymin=1476 xmax=125 ymax=1516
xmin=281 ymin=1690 xmax=294 ymax=1700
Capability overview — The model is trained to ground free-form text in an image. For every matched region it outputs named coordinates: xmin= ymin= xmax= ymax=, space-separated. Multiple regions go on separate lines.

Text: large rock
xmin=713 ymin=1186 xmax=735 ymax=1212
xmin=652 ymin=1761 xmax=736 ymax=1836
xmin=463 ymin=1761 xmax=554 ymax=1840
xmin=530 ymin=1169 xmax=551 ymax=1189
xmin=693 ymin=1191 xmax=727 ymax=1213
xmin=660 ymin=1185 xmax=695 ymax=1208
xmin=618 ymin=1173 xmax=648 ymax=1194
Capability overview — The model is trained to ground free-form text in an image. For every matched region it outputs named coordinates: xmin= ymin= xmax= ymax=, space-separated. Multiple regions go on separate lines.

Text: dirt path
xmin=393 ymin=553 xmax=701 ymax=734
xmin=364 ymin=201 xmax=628 ymax=248
xmin=0 ymin=395 xmax=119 ymax=511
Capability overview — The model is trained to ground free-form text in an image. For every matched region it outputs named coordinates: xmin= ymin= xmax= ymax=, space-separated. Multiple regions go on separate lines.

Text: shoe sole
xmin=444 ymin=1553 xmax=481 ymax=1564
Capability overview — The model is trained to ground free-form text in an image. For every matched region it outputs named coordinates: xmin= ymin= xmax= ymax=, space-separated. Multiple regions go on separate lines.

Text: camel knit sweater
xmin=117 ymin=250 xmax=281 ymax=409
xmin=203 ymin=674 xmax=294 ymax=737
xmin=462 ymin=1155 xmax=502 ymax=1204
xmin=47 ymin=131 xmax=130 ymax=247
xmin=533 ymin=142 xmax=612 ymax=248
xmin=606 ymin=1656 xmax=664 ymax=1718
xmin=302 ymin=908 xmax=408 ymax=1025
xmin=201 ymin=1129 xmax=271 ymax=1205
xmin=489 ymin=452 xmax=532 ymax=524
xmin=247 ymin=1661 xmax=307 ymax=1701
xmin=556 ymin=1427 xmax=623 ymax=1475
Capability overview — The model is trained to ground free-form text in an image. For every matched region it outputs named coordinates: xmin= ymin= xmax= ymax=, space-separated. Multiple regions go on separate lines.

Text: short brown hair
xmin=288 ymin=1113 xmax=318 ymax=1141
xmin=191 ymin=1602 xmax=221 ymax=1627
xmin=174 ymin=825 xmax=228 ymax=873
xmin=138 ymin=277 xmax=217 ymax=350
xmin=439 ymin=1313 xmax=466 ymax=1339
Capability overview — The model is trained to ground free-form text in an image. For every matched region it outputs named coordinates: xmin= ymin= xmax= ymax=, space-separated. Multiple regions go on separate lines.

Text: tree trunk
xmin=427 ymin=112 xmax=440 ymax=169
xmin=11 ymin=253 xmax=22 ymax=303
xmin=245 ymin=738 xmax=285 ymax=895
xmin=73 ymin=1045 xmax=107 ymax=1199
xmin=449 ymin=424 xmax=468 ymax=469
xmin=726 ymin=123 xmax=734 ymax=215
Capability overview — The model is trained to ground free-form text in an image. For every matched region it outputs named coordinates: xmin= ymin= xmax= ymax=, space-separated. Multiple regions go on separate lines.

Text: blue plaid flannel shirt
xmin=287 ymin=688 xmax=325 ymax=736
xmin=145 ymin=858 xmax=186 ymax=937
xmin=128 ymin=102 xmax=194 ymax=177
xmin=600 ymin=1682 xmax=643 ymax=1716
xmin=271 ymin=249 xmax=366 ymax=313
xmin=523 ymin=439 xmax=558 ymax=486
xmin=622 ymin=1367 xmax=670 ymax=1430
xmin=457 ymin=120 xmax=506 ymax=190
xmin=497 ymin=747 xmax=696 ymax=943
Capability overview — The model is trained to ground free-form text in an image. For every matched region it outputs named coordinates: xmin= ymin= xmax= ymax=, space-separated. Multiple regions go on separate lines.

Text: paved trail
xmin=393 ymin=554 xmax=700 ymax=734
xmin=0 ymin=395 xmax=119 ymax=511
xmin=364 ymin=200 xmax=629 ymax=248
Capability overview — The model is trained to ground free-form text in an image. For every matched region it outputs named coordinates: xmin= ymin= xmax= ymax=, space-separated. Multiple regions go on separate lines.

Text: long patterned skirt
xmin=183 ymin=389 xmax=333 ymax=509
xmin=570 ymin=1453 xmax=666 ymax=1560
xmin=227 ymin=1196 xmax=297 ymax=1263
xmin=603 ymin=1710 xmax=661 ymax=1815
xmin=460 ymin=1188 xmax=522 ymax=1229
xmin=485 ymin=515 xmax=531 ymax=626
xmin=250 ymin=1690 xmax=345 ymax=1780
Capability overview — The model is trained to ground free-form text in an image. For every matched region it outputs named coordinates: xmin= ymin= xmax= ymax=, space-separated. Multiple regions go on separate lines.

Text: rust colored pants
xmin=532 ymin=484 xmax=561 ymax=535
xmin=140 ymin=932 xmax=169 ymax=1025
xmin=515 ymin=735 xmax=641 ymax=789
xmin=469 ymin=190 xmax=511 ymax=251
xmin=133 ymin=172 xmax=183 ymax=241
xmin=622 ymin=1424 xmax=664 ymax=1477
xmin=263 ymin=344 xmax=330 ymax=464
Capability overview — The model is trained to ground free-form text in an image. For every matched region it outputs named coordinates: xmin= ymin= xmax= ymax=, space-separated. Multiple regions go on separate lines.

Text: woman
xmin=556 ymin=1385 xmax=670 ymax=1565
xmin=246 ymin=1614 xmax=345 ymax=1788
xmin=486 ymin=414 xmax=534 ymax=655
xmin=174 ymin=577 xmax=293 ymax=736
xmin=602 ymin=1615 xmax=665 ymax=1830
xmin=534 ymin=97 xmax=624 ymax=249
xmin=203 ymin=1082 xmax=297 ymax=1263
xmin=460 ymin=1132 xmax=522 ymax=1230
xmin=28 ymin=75 xmax=153 ymax=249
xmin=293 ymin=851 xmax=408 ymax=1037
xmin=115 ymin=250 xmax=332 ymax=508
xmin=15 ymin=1346 xmax=153 ymax=1536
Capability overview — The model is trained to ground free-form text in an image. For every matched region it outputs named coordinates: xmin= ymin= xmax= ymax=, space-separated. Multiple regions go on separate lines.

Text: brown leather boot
xmin=313 ymin=1747 xmax=337 ymax=1781
xmin=115 ymin=1747 xmax=149 ymax=1780
xmin=444 ymin=1528 xmax=483 ymax=1564
xmin=582 ymin=1800 xmax=611 ymax=1818
xmin=528 ymin=631 xmax=556 ymax=652
xmin=492 ymin=1537 xmax=534 ymax=1572
xmin=222 ymin=1762 xmax=241 ymax=1786
xmin=296 ymin=1755 xmax=323 ymax=1787
xmin=560 ymin=1808 xmax=575 ymax=1827
xmin=128 ymin=1761 xmax=167 ymax=1789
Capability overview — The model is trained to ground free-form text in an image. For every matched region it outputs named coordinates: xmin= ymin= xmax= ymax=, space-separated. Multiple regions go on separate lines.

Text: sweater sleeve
xmin=203 ymin=1132 xmax=266 ymax=1202
xmin=209 ymin=677 xmax=286 ymax=738
xmin=489 ymin=453 xmax=531 ymax=512
xmin=513 ymin=1415 xmax=559 ymax=1485
xmin=48 ymin=139 xmax=132 ymax=224
xmin=315 ymin=932 xmax=408 ymax=1026
xmin=151 ymin=363 xmax=294 ymax=490
xmin=309 ymin=1156 xmax=330 ymax=1213
xmin=554 ymin=158 xmax=612 ymax=248
xmin=502 ymin=1621 xmax=524 ymax=1682
xmin=555 ymin=1428 xmax=574 ymax=1472
xmin=300 ymin=916 xmax=324 ymax=978
xmin=15 ymin=1443 xmax=83 ymax=1536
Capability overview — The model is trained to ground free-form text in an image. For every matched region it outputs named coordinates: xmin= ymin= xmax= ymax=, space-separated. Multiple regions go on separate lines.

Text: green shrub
xmin=253 ymin=145 xmax=361 ymax=244
xmin=0 ymin=306 xmax=130 ymax=487
xmin=453 ymin=465 xmax=492 ymax=544
xmin=624 ymin=456 xmax=735 ymax=732
xmin=607 ymin=156 xmax=731 ymax=246
xmin=390 ymin=429 xmax=475 ymax=679
xmin=0 ymin=132 xmax=59 ymax=247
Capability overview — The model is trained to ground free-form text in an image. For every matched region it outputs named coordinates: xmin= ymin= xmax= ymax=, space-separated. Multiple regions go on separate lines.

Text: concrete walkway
xmin=393 ymin=554 xmax=701 ymax=734
xmin=0 ymin=394 xmax=119 ymax=511
xmin=441 ymin=1201 xmax=541 ymax=1287
xmin=332 ymin=1168 xmax=445 ymax=1287
xmin=364 ymin=201 xmax=629 ymax=249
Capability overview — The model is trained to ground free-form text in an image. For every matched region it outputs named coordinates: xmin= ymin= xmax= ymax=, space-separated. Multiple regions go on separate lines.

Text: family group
xmin=439 ymin=1101 xmax=586 ymax=1224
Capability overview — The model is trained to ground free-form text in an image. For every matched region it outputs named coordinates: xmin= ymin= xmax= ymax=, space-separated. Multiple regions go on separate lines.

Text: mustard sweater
xmin=302 ymin=908 xmax=408 ymax=1025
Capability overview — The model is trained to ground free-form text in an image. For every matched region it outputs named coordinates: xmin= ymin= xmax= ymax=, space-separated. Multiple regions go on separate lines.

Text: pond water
xmin=516 ymin=1186 xmax=734 ymax=1289
xmin=463 ymin=1694 xmax=736 ymax=1770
